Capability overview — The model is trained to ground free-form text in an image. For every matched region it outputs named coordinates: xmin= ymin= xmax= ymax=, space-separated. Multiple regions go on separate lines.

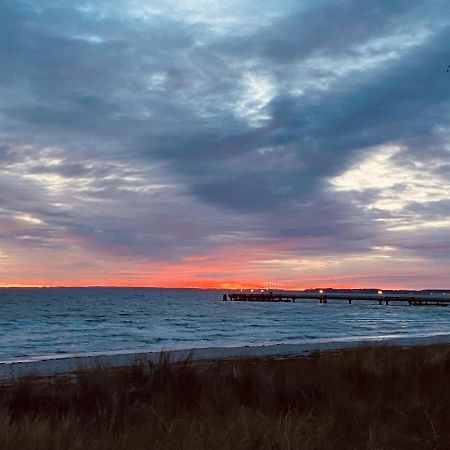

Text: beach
xmin=2 ymin=287 xmax=450 ymax=379
xmin=1 ymin=343 xmax=450 ymax=449
xmin=2 ymin=0 xmax=450 ymax=447
xmin=2 ymin=288 xmax=450 ymax=448
xmin=2 ymin=333 xmax=450 ymax=380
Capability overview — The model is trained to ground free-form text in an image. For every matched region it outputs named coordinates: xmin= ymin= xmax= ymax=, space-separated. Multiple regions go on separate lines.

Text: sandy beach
xmin=2 ymin=332 xmax=450 ymax=381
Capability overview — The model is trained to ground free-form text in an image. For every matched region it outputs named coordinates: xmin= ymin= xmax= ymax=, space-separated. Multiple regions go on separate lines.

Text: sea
xmin=1 ymin=288 xmax=449 ymax=362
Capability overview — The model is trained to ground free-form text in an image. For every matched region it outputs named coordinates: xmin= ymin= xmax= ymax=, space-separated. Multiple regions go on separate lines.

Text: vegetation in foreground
xmin=1 ymin=345 xmax=450 ymax=450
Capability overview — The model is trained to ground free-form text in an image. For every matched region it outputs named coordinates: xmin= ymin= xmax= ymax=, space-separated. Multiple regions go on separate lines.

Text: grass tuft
xmin=1 ymin=345 xmax=450 ymax=449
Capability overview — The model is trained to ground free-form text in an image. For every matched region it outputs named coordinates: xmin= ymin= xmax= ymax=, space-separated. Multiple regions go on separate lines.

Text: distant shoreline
xmin=1 ymin=286 xmax=449 ymax=292
xmin=2 ymin=333 xmax=450 ymax=381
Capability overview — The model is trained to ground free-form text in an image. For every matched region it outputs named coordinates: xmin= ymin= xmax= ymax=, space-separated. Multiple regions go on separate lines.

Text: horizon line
xmin=1 ymin=285 xmax=449 ymax=291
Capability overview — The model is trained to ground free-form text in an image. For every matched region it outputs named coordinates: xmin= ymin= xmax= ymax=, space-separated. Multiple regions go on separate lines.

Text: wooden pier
xmin=223 ymin=291 xmax=450 ymax=307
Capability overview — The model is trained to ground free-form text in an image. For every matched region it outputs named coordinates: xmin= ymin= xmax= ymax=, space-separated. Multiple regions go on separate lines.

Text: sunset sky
xmin=1 ymin=0 xmax=450 ymax=289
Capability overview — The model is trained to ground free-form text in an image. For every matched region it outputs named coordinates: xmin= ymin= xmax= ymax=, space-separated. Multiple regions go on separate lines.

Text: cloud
xmin=0 ymin=0 xmax=449 ymax=286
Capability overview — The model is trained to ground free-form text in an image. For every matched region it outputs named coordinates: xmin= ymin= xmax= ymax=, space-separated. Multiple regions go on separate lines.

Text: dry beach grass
xmin=1 ymin=345 xmax=450 ymax=449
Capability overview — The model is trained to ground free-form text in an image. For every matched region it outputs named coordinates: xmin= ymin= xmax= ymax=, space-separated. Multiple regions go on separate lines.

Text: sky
xmin=0 ymin=0 xmax=450 ymax=289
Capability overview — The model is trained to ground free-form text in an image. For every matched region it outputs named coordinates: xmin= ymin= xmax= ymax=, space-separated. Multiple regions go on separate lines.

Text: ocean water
xmin=1 ymin=288 xmax=449 ymax=361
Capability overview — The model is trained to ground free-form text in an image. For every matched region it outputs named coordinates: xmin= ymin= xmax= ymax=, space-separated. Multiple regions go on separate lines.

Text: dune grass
xmin=1 ymin=345 xmax=450 ymax=449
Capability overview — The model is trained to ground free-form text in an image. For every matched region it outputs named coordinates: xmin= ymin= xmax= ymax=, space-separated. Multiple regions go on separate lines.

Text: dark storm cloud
xmin=133 ymin=1 xmax=450 ymax=215
xmin=217 ymin=0 xmax=437 ymax=62
xmin=0 ymin=0 xmax=449 ymax=274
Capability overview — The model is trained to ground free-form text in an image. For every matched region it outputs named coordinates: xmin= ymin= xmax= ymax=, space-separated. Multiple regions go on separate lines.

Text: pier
xmin=223 ymin=291 xmax=450 ymax=307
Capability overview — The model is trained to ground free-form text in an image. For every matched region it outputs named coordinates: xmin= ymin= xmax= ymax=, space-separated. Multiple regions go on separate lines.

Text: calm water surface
xmin=1 ymin=288 xmax=449 ymax=360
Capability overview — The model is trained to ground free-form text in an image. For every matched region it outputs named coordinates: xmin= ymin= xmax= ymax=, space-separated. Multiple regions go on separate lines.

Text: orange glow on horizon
xmin=1 ymin=242 xmax=442 ymax=291
xmin=0 ymin=279 xmax=400 ymax=290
